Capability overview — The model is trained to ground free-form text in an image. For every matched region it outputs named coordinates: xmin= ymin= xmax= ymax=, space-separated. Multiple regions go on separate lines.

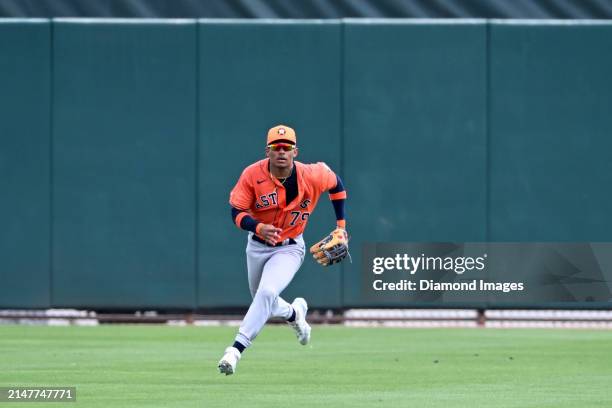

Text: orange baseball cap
xmin=267 ymin=125 xmax=297 ymax=145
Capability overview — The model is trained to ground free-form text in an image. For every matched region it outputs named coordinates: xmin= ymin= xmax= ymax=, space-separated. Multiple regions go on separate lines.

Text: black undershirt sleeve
xmin=231 ymin=206 xmax=259 ymax=233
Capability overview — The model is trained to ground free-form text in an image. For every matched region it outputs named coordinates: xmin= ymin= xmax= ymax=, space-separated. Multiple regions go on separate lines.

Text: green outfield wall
xmin=1 ymin=19 xmax=611 ymax=309
xmin=0 ymin=20 xmax=51 ymax=308
xmin=197 ymin=21 xmax=343 ymax=308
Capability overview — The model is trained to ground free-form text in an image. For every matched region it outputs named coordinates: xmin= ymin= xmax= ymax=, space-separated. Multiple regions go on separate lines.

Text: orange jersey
xmin=230 ymin=159 xmax=339 ymax=241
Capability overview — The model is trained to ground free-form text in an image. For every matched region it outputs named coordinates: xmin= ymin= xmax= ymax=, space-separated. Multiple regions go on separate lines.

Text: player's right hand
xmin=258 ymin=224 xmax=282 ymax=245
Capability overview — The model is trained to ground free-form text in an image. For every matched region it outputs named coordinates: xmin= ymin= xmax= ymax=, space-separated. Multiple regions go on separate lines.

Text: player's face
xmin=266 ymin=143 xmax=298 ymax=169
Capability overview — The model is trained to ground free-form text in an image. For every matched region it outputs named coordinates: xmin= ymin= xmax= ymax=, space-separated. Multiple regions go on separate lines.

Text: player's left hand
xmin=310 ymin=228 xmax=350 ymax=266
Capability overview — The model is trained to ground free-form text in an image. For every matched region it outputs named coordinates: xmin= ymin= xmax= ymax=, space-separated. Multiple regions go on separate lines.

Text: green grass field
xmin=1 ymin=325 xmax=611 ymax=407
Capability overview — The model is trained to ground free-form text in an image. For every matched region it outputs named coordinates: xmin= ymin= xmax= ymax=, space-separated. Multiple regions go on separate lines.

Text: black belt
xmin=252 ymin=235 xmax=297 ymax=247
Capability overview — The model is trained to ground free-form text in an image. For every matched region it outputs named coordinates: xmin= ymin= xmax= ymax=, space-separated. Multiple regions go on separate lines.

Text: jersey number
xmin=289 ymin=211 xmax=310 ymax=226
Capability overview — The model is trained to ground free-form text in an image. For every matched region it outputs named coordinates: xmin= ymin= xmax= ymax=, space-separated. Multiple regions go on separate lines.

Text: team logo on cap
xmin=278 ymin=128 xmax=286 ymax=135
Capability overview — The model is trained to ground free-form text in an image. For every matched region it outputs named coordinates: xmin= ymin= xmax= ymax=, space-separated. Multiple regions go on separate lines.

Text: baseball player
xmin=218 ymin=124 xmax=350 ymax=375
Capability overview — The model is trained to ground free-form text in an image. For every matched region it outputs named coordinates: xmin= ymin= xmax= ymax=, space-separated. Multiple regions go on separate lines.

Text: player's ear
xmin=293 ymin=148 xmax=298 ymax=158
xmin=265 ymin=147 xmax=270 ymax=157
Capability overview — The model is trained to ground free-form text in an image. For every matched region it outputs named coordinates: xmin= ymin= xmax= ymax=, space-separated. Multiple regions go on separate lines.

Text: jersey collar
xmin=259 ymin=159 xmax=306 ymax=212
xmin=261 ymin=158 xmax=303 ymax=189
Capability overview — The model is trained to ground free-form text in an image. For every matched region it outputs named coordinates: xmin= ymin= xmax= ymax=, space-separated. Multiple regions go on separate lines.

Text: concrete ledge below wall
xmin=3 ymin=308 xmax=612 ymax=329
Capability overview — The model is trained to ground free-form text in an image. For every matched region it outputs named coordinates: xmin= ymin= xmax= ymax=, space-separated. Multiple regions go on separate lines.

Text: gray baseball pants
xmin=234 ymin=233 xmax=306 ymax=348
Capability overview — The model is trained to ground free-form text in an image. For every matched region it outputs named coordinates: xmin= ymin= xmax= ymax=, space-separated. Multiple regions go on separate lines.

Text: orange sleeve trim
xmin=329 ymin=191 xmax=347 ymax=200
xmin=336 ymin=219 xmax=346 ymax=229
xmin=235 ymin=212 xmax=248 ymax=229
xmin=255 ymin=223 xmax=264 ymax=235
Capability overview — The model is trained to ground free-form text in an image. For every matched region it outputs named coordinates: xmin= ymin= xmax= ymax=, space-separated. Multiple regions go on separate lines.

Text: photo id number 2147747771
xmin=0 ymin=387 xmax=76 ymax=402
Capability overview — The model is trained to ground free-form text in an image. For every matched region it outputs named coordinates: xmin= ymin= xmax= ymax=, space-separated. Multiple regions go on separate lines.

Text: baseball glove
xmin=310 ymin=228 xmax=351 ymax=266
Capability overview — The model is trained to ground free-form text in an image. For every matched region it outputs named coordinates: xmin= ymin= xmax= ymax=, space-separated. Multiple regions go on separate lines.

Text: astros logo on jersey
xmin=229 ymin=159 xmax=339 ymax=241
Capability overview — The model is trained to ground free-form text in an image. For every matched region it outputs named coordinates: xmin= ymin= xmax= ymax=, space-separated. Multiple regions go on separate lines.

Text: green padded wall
xmin=343 ymin=21 xmax=488 ymax=305
xmin=2 ymin=19 xmax=612 ymax=310
xmin=52 ymin=20 xmax=197 ymax=308
xmin=489 ymin=22 xmax=612 ymax=241
xmin=197 ymin=21 xmax=342 ymax=307
xmin=0 ymin=20 xmax=51 ymax=308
